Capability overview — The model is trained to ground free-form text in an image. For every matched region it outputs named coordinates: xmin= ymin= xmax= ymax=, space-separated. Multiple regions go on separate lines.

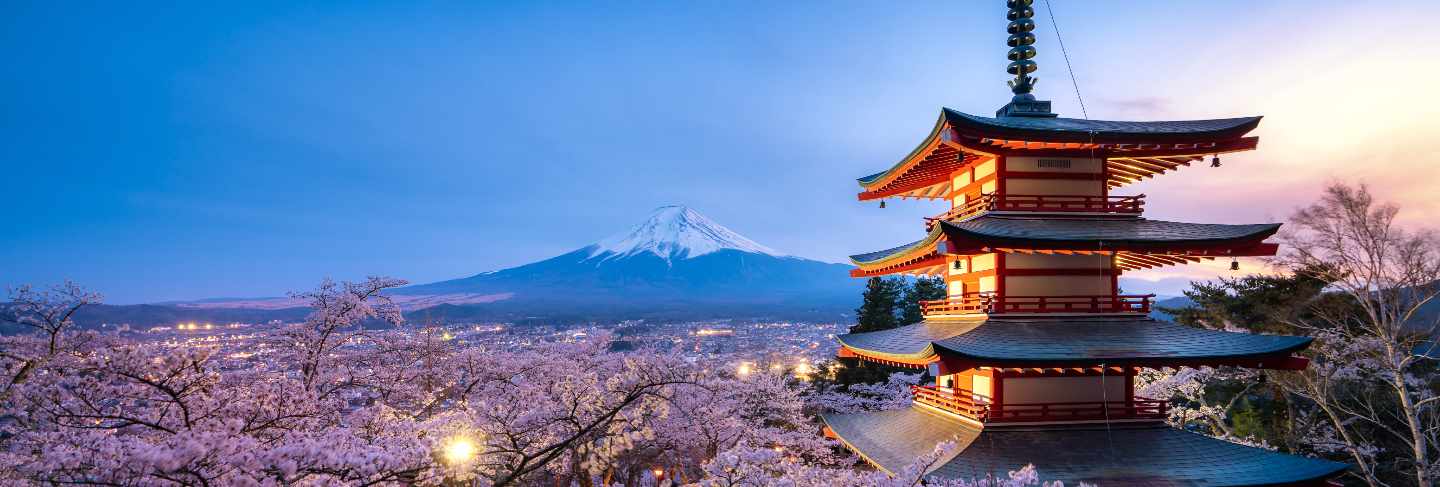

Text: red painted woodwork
xmin=1003 ymin=268 xmax=1118 ymax=276
xmin=919 ymin=295 xmax=989 ymax=315
xmin=927 ymin=193 xmax=1144 ymax=228
xmin=850 ymin=254 xmax=947 ymax=277
xmin=988 ymin=397 xmax=1168 ymax=423
xmin=836 ymin=346 xmax=933 ymax=369
xmin=990 ymin=294 xmax=1154 ymax=314
xmin=921 ymin=293 xmax=1153 ymax=316
xmin=912 ymin=385 xmax=990 ymax=421
xmin=911 ymin=385 xmax=1168 ymax=423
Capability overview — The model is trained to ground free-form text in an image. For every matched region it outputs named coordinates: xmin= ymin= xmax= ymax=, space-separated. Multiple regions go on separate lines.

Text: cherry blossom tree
xmin=1 ymin=278 xmax=1069 ymax=486
xmin=1273 ymin=183 xmax=1440 ymax=487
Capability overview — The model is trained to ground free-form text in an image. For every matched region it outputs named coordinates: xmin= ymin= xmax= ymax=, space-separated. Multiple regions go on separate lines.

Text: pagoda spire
xmin=1006 ymin=0 xmax=1038 ymax=98
xmin=995 ymin=0 xmax=1056 ymax=118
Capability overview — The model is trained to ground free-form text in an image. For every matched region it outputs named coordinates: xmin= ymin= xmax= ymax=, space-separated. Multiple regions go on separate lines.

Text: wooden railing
xmin=913 ymin=385 xmax=1169 ymax=423
xmin=927 ymin=194 xmax=1144 ymax=227
xmin=918 ymin=294 xmax=989 ymax=315
xmin=920 ymin=293 xmax=1155 ymax=316
xmin=990 ymin=294 xmax=1155 ymax=314
xmin=996 ymin=194 xmax=1144 ymax=213
xmin=912 ymin=385 xmax=990 ymax=421
xmin=989 ymin=397 xmax=1168 ymax=423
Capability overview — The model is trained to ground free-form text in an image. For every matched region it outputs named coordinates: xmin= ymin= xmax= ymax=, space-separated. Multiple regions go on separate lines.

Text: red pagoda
xmin=820 ymin=2 xmax=1348 ymax=485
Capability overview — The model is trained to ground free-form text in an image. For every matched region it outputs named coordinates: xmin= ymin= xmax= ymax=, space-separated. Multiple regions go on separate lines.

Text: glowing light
xmin=651 ymin=468 xmax=664 ymax=478
xmin=443 ymin=436 xmax=478 ymax=464
xmin=695 ymin=328 xmax=734 ymax=336
xmin=441 ymin=332 xmax=454 ymax=341
xmin=736 ymin=362 xmax=753 ymax=377
xmin=793 ymin=360 xmax=815 ymax=381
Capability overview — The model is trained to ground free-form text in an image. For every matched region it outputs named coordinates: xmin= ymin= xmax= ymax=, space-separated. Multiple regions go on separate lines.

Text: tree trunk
xmin=1391 ymin=370 xmax=1431 ymax=486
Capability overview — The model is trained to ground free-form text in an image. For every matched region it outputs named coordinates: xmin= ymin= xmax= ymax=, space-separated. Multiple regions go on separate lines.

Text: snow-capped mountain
xmin=589 ymin=206 xmax=782 ymax=261
xmin=394 ymin=205 xmax=861 ymax=320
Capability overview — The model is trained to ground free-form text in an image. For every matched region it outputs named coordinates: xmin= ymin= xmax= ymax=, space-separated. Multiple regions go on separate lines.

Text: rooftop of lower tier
xmin=944 ymin=214 xmax=1284 ymax=249
xmin=940 ymin=215 xmax=1280 ymax=252
xmin=822 ymin=406 xmax=1347 ymax=485
xmin=837 ymin=315 xmax=1313 ymax=369
xmin=849 ymin=215 xmax=1279 ymax=274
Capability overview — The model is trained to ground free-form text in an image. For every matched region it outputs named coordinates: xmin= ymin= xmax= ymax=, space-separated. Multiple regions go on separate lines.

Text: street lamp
xmin=443 ymin=436 xmax=478 ymax=465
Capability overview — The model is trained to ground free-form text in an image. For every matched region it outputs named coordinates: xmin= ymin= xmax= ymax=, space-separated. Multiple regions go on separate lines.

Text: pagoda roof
xmin=823 ymin=407 xmax=1348 ymax=485
xmin=848 ymin=225 xmax=951 ymax=277
xmin=836 ymin=318 xmax=986 ymax=363
xmin=848 ymin=216 xmax=1280 ymax=269
xmin=939 ymin=215 xmax=1281 ymax=253
xmin=838 ymin=316 xmax=1312 ymax=368
xmin=943 ymin=109 xmax=1262 ymax=144
xmin=856 ymin=109 xmax=1262 ymax=200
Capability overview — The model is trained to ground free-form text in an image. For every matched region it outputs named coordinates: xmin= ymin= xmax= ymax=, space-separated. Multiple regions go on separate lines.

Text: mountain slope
xmin=394 ymin=205 xmax=862 ymax=318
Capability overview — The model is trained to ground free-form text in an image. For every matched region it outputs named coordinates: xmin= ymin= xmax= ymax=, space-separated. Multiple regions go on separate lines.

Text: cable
xmin=1100 ymin=363 xmax=1117 ymax=463
xmin=1042 ymin=0 xmax=1088 ymax=119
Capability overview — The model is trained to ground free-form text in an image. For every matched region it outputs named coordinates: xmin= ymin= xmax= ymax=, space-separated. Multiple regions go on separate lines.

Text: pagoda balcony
xmin=920 ymin=293 xmax=1155 ymax=316
xmin=911 ymin=385 xmax=991 ymax=421
xmin=926 ymin=193 xmax=1145 ymax=227
xmin=912 ymin=385 xmax=1169 ymax=423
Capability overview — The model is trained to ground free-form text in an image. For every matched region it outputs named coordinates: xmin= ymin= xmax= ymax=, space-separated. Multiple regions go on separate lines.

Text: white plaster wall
xmin=1004 ymin=178 xmax=1104 ymax=196
xmin=1004 ymin=275 xmax=1112 ymax=296
xmin=1006 ymin=254 xmax=1111 ymax=269
xmin=1003 ymin=376 xmax=1126 ymax=404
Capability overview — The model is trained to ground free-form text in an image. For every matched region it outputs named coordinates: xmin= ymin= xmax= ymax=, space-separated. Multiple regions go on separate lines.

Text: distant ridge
xmin=55 ymin=206 xmax=864 ymax=327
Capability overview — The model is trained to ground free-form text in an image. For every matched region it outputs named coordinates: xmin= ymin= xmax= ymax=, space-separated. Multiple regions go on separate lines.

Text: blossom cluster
xmin=1 ymin=279 xmax=1073 ymax=486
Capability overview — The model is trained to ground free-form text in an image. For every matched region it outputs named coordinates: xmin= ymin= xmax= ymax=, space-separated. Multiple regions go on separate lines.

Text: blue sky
xmin=4 ymin=1 xmax=1438 ymax=303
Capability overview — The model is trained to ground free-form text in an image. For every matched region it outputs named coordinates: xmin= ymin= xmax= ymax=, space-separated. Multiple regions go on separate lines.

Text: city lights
xmin=736 ymin=362 xmax=753 ymax=377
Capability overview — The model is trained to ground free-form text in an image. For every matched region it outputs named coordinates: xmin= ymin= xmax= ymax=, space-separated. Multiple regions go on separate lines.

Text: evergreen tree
xmin=898 ymin=276 xmax=947 ymax=325
xmin=850 ymin=277 xmax=902 ymax=333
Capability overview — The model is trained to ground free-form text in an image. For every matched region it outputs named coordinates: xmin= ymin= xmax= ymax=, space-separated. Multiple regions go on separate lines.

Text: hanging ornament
xmin=879 ymin=199 xmax=887 ymax=209
xmin=1211 ymin=155 xmax=1222 ymax=167
xmin=1230 ymin=258 xmax=1240 ymax=271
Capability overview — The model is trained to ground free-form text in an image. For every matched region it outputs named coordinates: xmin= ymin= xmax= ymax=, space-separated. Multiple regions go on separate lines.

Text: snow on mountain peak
xmin=590 ymin=205 xmax=783 ymax=261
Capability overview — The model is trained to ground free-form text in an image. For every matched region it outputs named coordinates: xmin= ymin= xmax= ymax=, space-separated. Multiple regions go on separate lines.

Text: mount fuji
xmin=392 ymin=206 xmax=863 ymax=321
xmin=40 ymin=206 xmax=864 ymax=328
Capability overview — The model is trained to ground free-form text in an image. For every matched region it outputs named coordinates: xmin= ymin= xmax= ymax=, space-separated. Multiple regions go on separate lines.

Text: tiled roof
xmin=849 ymin=225 xmax=944 ymax=266
xmin=940 ymin=215 xmax=1280 ymax=248
xmin=850 ymin=238 xmax=932 ymax=264
xmin=836 ymin=318 xmax=987 ymax=360
xmin=824 ymin=407 xmax=1348 ymax=485
xmin=822 ymin=407 xmax=980 ymax=475
xmin=932 ymin=316 xmax=1312 ymax=365
xmin=943 ymin=108 xmax=1262 ymax=142
xmin=836 ymin=316 xmax=1311 ymax=365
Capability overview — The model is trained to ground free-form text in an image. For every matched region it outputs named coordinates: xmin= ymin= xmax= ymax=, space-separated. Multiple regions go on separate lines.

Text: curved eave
xmin=821 ymin=407 xmax=979 ymax=476
xmin=930 ymin=318 xmax=1316 ymax=369
xmin=938 ymin=217 xmax=1282 ymax=254
xmin=857 ymin=111 xmax=948 ymax=189
xmin=849 ymin=226 xmax=947 ymax=275
xmin=943 ymin=108 xmax=1263 ymax=144
xmin=836 ymin=318 xmax=989 ymax=366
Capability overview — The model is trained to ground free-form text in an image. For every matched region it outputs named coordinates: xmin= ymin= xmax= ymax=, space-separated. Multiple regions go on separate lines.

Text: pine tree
xmin=898 ymin=276 xmax=947 ymax=325
xmin=850 ymin=277 xmax=902 ymax=333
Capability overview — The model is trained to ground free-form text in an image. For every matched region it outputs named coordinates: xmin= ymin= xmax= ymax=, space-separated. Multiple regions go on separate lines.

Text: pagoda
xmin=820 ymin=2 xmax=1348 ymax=485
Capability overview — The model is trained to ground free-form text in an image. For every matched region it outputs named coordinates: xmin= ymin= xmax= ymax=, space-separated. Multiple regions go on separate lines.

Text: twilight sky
xmin=3 ymin=1 xmax=1439 ymax=303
